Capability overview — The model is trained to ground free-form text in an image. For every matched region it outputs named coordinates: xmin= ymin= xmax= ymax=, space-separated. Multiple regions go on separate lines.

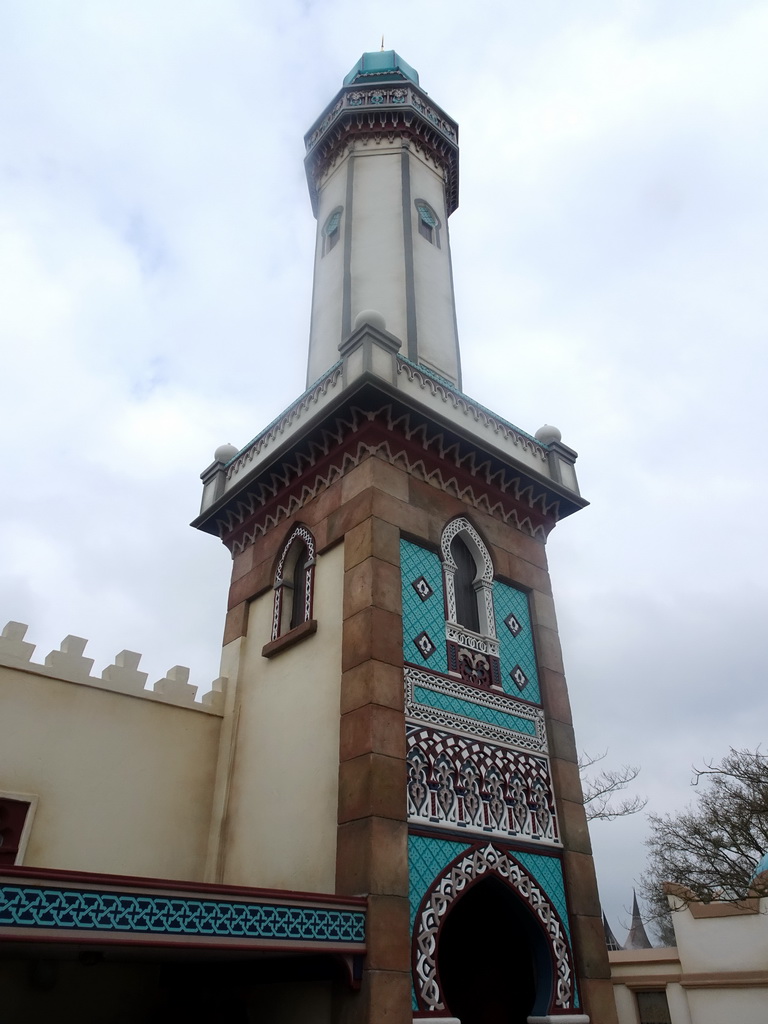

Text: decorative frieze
xmin=404 ymin=667 xmax=546 ymax=752
xmin=406 ymin=725 xmax=558 ymax=844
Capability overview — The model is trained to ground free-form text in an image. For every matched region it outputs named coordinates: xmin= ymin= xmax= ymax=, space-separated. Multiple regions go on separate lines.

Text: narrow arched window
xmin=441 ymin=518 xmax=501 ymax=690
xmin=289 ymin=542 xmax=312 ymax=631
xmin=323 ymin=207 xmax=343 ymax=255
xmin=269 ymin=525 xmax=317 ymax=643
xmin=450 ymin=535 xmax=480 ymax=633
xmin=415 ymin=200 xmax=441 ymax=247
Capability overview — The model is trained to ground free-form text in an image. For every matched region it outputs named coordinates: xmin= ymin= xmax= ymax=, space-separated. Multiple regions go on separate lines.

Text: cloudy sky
xmin=2 ymin=1 xmax=767 ymax=937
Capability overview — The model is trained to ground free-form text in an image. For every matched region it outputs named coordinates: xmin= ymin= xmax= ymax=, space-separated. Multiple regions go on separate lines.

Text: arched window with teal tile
xmin=440 ymin=517 xmax=496 ymax=640
xmin=322 ymin=206 xmax=342 ymax=255
xmin=414 ymin=199 xmax=440 ymax=247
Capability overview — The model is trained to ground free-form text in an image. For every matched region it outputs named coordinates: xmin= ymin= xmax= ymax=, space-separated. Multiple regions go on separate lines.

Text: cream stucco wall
xmin=308 ymin=151 xmax=349 ymax=385
xmin=0 ymin=665 xmax=220 ymax=879
xmin=219 ymin=542 xmax=344 ymax=893
xmin=409 ymin=147 xmax=459 ymax=383
xmin=611 ymin=896 xmax=768 ymax=1024
xmin=306 ymin=137 xmax=461 ymax=389
xmin=349 ymin=144 xmax=407 ymax=344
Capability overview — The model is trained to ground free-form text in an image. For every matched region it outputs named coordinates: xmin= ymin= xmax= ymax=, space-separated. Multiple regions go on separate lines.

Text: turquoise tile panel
xmin=408 ymin=836 xmax=577 ymax=1010
xmin=401 ymin=540 xmax=448 ymax=674
xmin=408 ymin=834 xmax=469 ymax=1010
xmin=515 ymin=851 xmax=571 ymax=943
xmin=515 ymin=852 xmax=578 ymax=1007
xmin=494 ymin=581 xmax=541 ymax=704
xmin=412 ymin=685 xmax=536 ymax=735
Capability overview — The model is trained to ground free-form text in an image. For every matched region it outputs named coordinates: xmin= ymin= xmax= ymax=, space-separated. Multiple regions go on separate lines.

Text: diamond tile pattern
xmin=413 ymin=632 xmax=437 ymax=660
xmin=412 ymin=576 xmax=434 ymax=601
xmin=494 ymin=582 xmax=541 ymax=704
xmin=408 ymin=836 xmax=577 ymax=1009
xmin=408 ymin=834 xmax=469 ymax=934
xmin=510 ymin=665 xmax=529 ymax=691
xmin=412 ymin=685 xmax=536 ymax=736
xmin=401 ymin=541 xmax=447 ymax=674
xmin=514 ymin=851 xmax=571 ymax=943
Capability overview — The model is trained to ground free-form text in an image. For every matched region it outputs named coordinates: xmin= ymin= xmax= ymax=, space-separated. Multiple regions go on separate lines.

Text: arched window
xmin=270 ymin=525 xmax=316 ymax=642
xmin=415 ymin=200 xmax=441 ymax=247
xmin=440 ymin=517 xmax=495 ymax=638
xmin=440 ymin=517 xmax=501 ymax=691
xmin=450 ymin=535 xmax=480 ymax=633
xmin=322 ymin=207 xmax=343 ymax=255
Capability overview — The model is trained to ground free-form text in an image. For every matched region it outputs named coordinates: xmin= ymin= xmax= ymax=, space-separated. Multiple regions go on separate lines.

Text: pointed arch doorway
xmin=436 ymin=876 xmax=540 ymax=1024
xmin=412 ymin=844 xmax=580 ymax=1022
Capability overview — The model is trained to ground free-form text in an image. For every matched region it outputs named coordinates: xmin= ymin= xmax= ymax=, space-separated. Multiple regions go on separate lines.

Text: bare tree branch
xmin=579 ymin=750 xmax=647 ymax=822
xmin=640 ymin=747 xmax=768 ymax=933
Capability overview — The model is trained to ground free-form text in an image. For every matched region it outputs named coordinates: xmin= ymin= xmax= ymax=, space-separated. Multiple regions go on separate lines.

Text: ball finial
xmin=534 ymin=424 xmax=562 ymax=444
xmin=354 ymin=309 xmax=386 ymax=332
xmin=214 ymin=443 xmax=239 ymax=464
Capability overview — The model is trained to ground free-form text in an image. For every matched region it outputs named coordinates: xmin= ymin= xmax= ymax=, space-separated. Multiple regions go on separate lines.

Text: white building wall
xmin=349 ymin=143 xmax=407 ymax=344
xmin=0 ymin=664 xmax=220 ymax=880
xmin=219 ymin=542 xmax=343 ymax=893
xmin=307 ymin=152 xmax=349 ymax=385
xmin=409 ymin=148 xmax=460 ymax=384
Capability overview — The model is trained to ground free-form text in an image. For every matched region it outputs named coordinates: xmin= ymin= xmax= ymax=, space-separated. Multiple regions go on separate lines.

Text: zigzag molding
xmin=228 ymin=439 xmax=550 ymax=555
xmin=215 ymin=405 xmax=561 ymax=553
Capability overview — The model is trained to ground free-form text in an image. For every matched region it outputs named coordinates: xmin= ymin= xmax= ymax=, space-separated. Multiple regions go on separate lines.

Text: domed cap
xmin=344 ymin=50 xmax=419 ymax=87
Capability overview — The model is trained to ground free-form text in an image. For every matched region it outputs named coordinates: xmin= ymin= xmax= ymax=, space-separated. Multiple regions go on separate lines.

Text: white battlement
xmin=0 ymin=621 xmax=226 ymax=715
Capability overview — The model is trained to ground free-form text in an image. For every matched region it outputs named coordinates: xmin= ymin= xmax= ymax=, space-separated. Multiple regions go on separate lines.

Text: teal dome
xmin=343 ymin=50 xmax=419 ymax=87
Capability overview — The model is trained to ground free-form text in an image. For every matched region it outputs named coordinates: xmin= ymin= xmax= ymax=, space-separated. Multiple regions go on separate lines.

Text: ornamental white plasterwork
xmin=413 ymin=844 xmax=574 ymax=1014
xmin=225 ymin=364 xmax=344 ymax=481
xmin=396 ymin=359 xmax=549 ymax=463
xmin=407 ymin=725 xmax=559 ymax=846
xmin=445 ymin=623 xmax=499 ymax=658
xmin=440 ymin=517 xmax=497 ymax=639
xmin=404 ymin=667 xmax=547 ymax=753
xmin=271 ymin=526 xmax=316 ymax=641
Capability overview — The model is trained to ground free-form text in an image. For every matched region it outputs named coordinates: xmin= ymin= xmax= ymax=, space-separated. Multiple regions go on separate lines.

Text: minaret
xmin=304 ymin=50 xmax=461 ymax=388
xmin=194 ymin=51 xmax=615 ymax=1024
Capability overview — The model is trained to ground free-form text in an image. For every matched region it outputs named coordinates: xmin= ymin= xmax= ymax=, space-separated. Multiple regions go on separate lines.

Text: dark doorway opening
xmin=436 ymin=876 xmax=544 ymax=1024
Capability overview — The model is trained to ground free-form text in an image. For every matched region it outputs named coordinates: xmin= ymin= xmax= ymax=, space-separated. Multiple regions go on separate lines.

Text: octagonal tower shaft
xmin=304 ymin=51 xmax=462 ymax=389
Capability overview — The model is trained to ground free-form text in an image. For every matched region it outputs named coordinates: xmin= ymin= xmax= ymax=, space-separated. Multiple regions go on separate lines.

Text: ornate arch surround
xmin=271 ymin=524 xmax=316 ymax=640
xmin=440 ymin=517 xmax=496 ymax=641
xmin=412 ymin=842 xmax=576 ymax=1017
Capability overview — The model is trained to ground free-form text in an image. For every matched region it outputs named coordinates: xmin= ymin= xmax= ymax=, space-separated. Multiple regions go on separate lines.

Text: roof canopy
xmin=343 ymin=50 xmax=419 ymax=86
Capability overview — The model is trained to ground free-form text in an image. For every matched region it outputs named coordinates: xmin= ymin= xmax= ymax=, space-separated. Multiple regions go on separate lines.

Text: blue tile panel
xmin=401 ymin=539 xmax=541 ymax=707
xmin=409 ymin=834 xmax=468 ymax=1010
xmin=494 ymin=581 xmax=541 ymax=704
xmin=408 ymin=834 xmax=576 ymax=1009
xmin=0 ymin=884 xmax=365 ymax=945
xmin=412 ymin=685 xmax=536 ymax=736
xmin=401 ymin=540 xmax=448 ymax=674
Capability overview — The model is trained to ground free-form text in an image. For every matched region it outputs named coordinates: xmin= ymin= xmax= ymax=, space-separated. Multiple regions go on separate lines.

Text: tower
xmin=194 ymin=51 xmax=616 ymax=1024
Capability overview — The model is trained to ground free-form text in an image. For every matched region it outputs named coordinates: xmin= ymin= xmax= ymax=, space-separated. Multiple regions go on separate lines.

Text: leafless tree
xmin=579 ymin=750 xmax=647 ymax=822
xmin=640 ymin=747 xmax=768 ymax=937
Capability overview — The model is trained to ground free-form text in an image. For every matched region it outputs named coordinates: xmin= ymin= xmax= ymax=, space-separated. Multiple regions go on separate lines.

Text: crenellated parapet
xmin=0 ymin=621 xmax=225 ymax=715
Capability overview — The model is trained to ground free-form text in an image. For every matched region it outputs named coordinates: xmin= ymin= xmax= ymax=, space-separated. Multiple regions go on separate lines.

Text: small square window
xmin=636 ymin=990 xmax=671 ymax=1024
xmin=0 ymin=797 xmax=34 ymax=866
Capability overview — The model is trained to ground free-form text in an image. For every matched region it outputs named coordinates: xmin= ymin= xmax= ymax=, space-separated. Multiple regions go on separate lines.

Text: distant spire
xmin=380 ymin=34 xmax=385 ymax=51
xmin=603 ymin=912 xmax=622 ymax=952
xmin=624 ymin=890 xmax=653 ymax=949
